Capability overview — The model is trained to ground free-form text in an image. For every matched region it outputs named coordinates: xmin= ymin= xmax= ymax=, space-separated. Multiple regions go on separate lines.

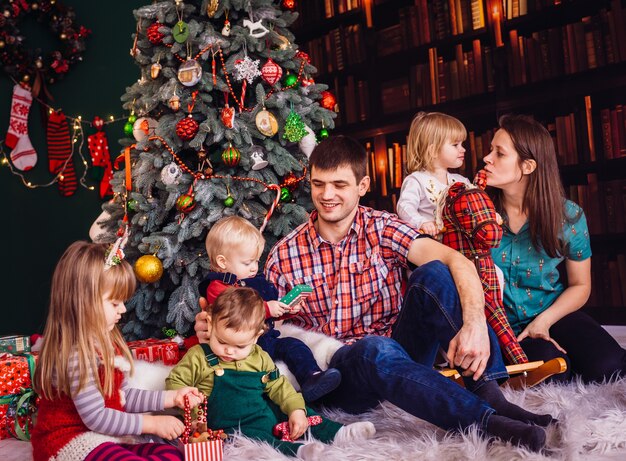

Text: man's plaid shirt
xmin=265 ymin=206 xmax=424 ymax=343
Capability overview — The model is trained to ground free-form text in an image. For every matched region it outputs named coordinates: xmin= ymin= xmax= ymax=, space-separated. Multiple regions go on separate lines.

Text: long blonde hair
xmin=406 ymin=111 xmax=467 ymax=173
xmin=36 ymin=241 xmax=136 ymax=399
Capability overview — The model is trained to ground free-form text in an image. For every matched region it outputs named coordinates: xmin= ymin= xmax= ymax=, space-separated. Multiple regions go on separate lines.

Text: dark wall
xmin=0 ymin=0 xmax=145 ymax=335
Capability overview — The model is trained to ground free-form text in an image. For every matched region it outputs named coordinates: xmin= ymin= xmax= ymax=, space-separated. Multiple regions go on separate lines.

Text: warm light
xmin=109 ymin=115 xmax=114 ymax=121
xmin=492 ymin=4 xmax=503 ymax=47
xmin=59 ymin=175 xmax=64 ymax=180
xmin=88 ymin=186 xmax=95 ymax=190
xmin=1 ymin=158 xmax=8 ymax=165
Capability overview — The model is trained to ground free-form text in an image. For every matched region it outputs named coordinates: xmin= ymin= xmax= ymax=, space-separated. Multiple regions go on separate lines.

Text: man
xmin=196 ymin=136 xmax=552 ymax=451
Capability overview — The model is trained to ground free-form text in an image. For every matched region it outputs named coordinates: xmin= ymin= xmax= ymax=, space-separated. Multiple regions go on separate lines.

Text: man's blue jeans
xmin=318 ymin=261 xmax=505 ymax=430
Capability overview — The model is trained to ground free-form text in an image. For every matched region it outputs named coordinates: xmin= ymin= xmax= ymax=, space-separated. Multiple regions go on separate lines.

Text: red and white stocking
xmin=88 ymin=116 xmax=113 ymax=198
xmin=47 ymin=110 xmax=77 ymax=197
xmin=5 ymin=84 xmax=37 ymax=171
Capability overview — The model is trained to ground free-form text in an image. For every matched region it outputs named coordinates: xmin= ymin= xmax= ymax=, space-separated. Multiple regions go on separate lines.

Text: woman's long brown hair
xmin=490 ymin=114 xmax=570 ymax=258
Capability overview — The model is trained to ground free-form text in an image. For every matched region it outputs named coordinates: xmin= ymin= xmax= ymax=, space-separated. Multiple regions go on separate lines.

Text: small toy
xmin=279 ymin=284 xmax=313 ymax=310
xmin=272 ymin=415 xmax=323 ymax=441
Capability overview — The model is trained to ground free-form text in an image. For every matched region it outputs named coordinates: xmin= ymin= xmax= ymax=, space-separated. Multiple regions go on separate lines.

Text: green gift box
xmin=0 ymin=335 xmax=31 ymax=354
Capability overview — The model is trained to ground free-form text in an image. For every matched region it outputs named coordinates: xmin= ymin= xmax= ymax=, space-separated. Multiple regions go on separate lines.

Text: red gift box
xmin=127 ymin=339 xmax=180 ymax=365
xmin=0 ymin=353 xmax=38 ymax=440
xmin=178 ymin=438 xmax=223 ymax=461
xmin=177 ymin=394 xmax=225 ymax=461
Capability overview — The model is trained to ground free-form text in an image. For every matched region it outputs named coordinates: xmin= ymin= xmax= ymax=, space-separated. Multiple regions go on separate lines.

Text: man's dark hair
xmin=309 ymin=135 xmax=367 ymax=181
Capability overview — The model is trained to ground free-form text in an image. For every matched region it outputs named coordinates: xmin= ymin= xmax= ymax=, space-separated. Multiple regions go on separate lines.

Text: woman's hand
xmin=419 ymin=221 xmax=439 ymax=236
xmin=165 ymin=387 xmax=204 ymax=409
xmin=288 ymin=409 xmax=309 ymax=440
xmin=517 ymin=315 xmax=567 ymax=353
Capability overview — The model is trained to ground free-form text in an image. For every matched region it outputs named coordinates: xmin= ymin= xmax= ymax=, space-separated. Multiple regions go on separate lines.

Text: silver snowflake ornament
xmin=234 ymin=56 xmax=261 ymax=84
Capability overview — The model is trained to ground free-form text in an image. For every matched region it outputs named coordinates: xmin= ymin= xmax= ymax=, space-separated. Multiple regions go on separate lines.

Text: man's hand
xmin=142 ymin=414 xmax=186 ymax=440
xmin=446 ymin=320 xmax=490 ymax=381
xmin=288 ymin=408 xmax=308 ymax=440
xmin=517 ymin=316 xmax=566 ymax=353
xmin=165 ymin=387 xmax=204 ymax=409
xmin=194 ymin=297 xmax=211 ymax=344
xmin=267 ymin=300 xmax=289 ymax=317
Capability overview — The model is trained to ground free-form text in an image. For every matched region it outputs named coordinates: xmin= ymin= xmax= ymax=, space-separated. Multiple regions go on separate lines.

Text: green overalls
xmin=200 ymin=344 xmax=342 ymax=456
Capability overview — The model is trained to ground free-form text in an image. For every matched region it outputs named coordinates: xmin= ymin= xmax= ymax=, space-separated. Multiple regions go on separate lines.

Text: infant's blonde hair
xmin=406 ymin=111 xmax=467 ymax=173
xmin=205 ymin=216 xmax=264 ymax=271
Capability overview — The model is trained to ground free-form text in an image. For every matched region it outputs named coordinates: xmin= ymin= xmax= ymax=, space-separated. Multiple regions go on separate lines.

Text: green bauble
xmin=126 ymin=199 xmax=138 ymax=212
xmin=224 ymin=195 xmax=235 ymax=207
xmin=128 ymin=114 xmax=137 ymax=123
xmin=280 ymin=187 xmax=292 ymax=202
xmin=284 ymin=73 xmax=298 ymax=87
xmin=317 ymin=128 xmax=330 ymax=141
xmin=123 ymin=121 xmax=134 ymax=136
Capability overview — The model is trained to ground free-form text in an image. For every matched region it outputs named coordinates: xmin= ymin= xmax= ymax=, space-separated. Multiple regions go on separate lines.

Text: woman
xmin=484 ymin=114 xmax=626 ymax=383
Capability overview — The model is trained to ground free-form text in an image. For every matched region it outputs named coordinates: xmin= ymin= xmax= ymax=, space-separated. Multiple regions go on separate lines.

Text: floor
xmin=3 ymin=326 xmax=626 ymax=461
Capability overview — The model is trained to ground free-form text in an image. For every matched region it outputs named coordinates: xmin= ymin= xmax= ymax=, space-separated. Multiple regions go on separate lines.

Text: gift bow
xmin=272 ymin=415 xmax=323 ymax=441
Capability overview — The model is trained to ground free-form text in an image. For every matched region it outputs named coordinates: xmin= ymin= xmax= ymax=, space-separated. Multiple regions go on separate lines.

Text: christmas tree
xmin=92 ymin=0 xmax=336 ymax=339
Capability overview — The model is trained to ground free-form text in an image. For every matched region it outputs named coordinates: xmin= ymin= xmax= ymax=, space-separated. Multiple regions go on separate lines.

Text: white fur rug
xmin=129 ymin=325 xmax=626 ymax=460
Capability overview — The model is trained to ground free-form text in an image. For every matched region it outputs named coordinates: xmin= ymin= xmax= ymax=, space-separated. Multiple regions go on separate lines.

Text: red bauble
xmin=221 ymin=144 xmax=241 ymax=167
xmin=261 ymin=58 xmax=283 ymax=86
xmin=147 ymin=22 xmax=165 ymax=45
xmin=176 ymin=116 xmax=199 ymax=141
xmin=320 ymin=91 xmax=337 ymax=111
xmin=281 ymin=0 xmax=296 ymax=10
xmin=282 ymin=172 xmax=299 ymax=192
xmin=295 ymin=51 xmax=311 ymax=64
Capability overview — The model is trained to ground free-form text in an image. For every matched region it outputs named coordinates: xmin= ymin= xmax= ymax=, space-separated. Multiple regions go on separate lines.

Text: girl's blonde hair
xmin=205 ymin=216 xmax=264 ymax=270
xmin=406 ymin=111 xmax=467 ymax=173
xmin=36 ymin=241 xmax=136 ymax=400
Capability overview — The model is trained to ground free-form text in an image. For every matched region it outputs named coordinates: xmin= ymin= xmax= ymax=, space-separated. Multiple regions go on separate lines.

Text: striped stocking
xmin=47 ymin=110 xmax=77 ymax=196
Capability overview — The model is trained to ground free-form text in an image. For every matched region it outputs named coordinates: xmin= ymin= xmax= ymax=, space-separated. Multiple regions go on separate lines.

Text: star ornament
xmin=234 ymin=56 xmax=262 ymax=84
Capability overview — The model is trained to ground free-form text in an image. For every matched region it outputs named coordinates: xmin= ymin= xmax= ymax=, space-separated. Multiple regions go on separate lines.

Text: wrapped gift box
xmin=0 ymin=335 xmax=31 ymax=354
xmin=178 ymin=438 xmax=223 ymax=461
xmin=127 ymin=339 xmax=179 ymax=365
xmin=0 ymin=353 xmax=37 ymax=440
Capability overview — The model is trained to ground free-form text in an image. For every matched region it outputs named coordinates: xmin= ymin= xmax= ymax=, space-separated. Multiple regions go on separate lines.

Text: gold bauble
xmin=134 ymin=255 xmax=164 ymax=284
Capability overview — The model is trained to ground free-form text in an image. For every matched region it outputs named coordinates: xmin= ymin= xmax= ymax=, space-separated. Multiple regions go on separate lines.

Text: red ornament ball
xmin=282 ymin=172 xmax=299 ymax=192
xmin=147 ymin=22 xmax=165 ymax=45
xmin=261 ymin=58 xmax=283 ymax=86
xmin=176 ymin=193 xmax=196 ymax=213
xmin=221 ymin=145 xmax=241 ymax=167
xmin=281 ymin=0 xmax=296 ymax=10
xmin=320 ymin=91 xmax=337 ymax=111
xmin=295 ymin=51 xmax=311 ymax=64
xmin=176 ymin=116 xmax=199 ymax=141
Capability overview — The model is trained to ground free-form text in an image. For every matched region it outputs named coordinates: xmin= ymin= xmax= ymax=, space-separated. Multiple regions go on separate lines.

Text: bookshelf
xmin=294 ymin=0 xmax=626 ymax=322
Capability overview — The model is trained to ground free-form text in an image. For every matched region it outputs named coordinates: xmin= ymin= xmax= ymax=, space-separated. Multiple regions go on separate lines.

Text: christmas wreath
xmin=0 ymin=0 xmax=90 ymax=88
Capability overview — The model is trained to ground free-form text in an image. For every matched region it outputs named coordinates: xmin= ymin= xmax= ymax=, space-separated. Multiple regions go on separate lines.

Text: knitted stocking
xmin=6 ymin=84 xmax=37 ymax=171
xmin=87 ymin=117 xmax=113 ymax=198
xmin=47 ymin=110 xmax=77 ymax=197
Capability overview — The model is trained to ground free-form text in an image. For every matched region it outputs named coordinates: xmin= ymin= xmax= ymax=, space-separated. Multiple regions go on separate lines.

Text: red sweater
xmin=32 ymin=367 xmax=124 ymax=461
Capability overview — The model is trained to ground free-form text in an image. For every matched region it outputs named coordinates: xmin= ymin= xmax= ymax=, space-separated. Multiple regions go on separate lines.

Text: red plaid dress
xmin=439 ymin=178 xmax=528 ymax=365
xmin=265 ymin=206 xmax=422 ymax=342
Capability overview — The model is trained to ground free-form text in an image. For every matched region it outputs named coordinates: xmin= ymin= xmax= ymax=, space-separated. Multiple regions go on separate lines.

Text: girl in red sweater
xmin=32 ymin=241 xmax=203 ymax=461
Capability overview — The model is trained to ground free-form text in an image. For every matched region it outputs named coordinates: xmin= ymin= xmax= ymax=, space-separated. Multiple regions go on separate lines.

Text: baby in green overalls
xmin=166 ymin=287 xmax=376 ymax=459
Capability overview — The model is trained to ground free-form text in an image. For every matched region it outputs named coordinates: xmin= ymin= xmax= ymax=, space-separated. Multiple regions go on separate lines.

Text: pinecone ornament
xmin=176 ymin=116 xmax=199 ymax=141
xmin=147 ymin=22 xmax=165 ymax=45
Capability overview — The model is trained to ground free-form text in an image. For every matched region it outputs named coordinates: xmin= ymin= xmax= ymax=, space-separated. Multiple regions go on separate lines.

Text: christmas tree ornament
xmin=222 ymin=143 xmax=241 ymax=167
xmin=296 ymin=50 xmax=311 ymax=64
xmin=207 ymin=0 xmax=219 ymax=17
xmin=320 ymin=91 xmax=337 ymax=111
xmin=222 ymin=11 xmax=231 ymax=36
xmin=283 ymin=110 xmax=307 ymax=142
xmin=198 ymin=149 xmax=214 ymax=176
xmin=280 ymin=187 xmax=292 ymax=202
xmin=260 ymin=184 xmax=282 ymax=232
xmin=282 ymin=172 xmax=299 ymax=191
xmin=134 ymin=254 xmax=164 ymax=284
xmin=47 ymin=110 xmax=77 ymax=197
xmin=176 ymin=115 xmax=199 ymax=141
xmin=124 ymin=112 xmax=136 ymax=137
xmin=168 ymin=94 xmax=181 ymax=111
xmin=301 ymin=76 xmax=315 ymax=87
xmin=261 ymin=58 xmax=282 ymax=86
xmin=255 ymin=108 xmax=278 ymax=137
xmin=234 ymin=55 xmax=261 ymax=84
xmin=298 ymin=125 xmax=317 ymax=158
xmin=5 ymin=84 xmax=37 ymax=171
xmin=132 ymin=117 xmax=158 ymax=142
xmin=150 ymin=61 xmax=162 ymax=79
xmin=87 ymin=116 xmax=113 ymax=198
xmin=224 ymin=195 xmax=235 ymax=207
xmin=176 ymin=185 xmax=196 ymax=213
xmin=147 ymin=21 xmax=165 ymax=45
xmin=283 ymin=72 xmax=298 ymax=88
xmin=243 ymin=18 xmax=269 ymax=38
xmin=249 ymin=146 xmax=268 ymax=170
xmin=160 ymin=162 xmax=183 ymax=186
xmin=318 ymin=127 xmax=329 ymax=140
xmin=177 ymin=58 xmax=202 ymax=87
xmin=282 ymin=0 xmax=296 ymax=10
xmin=126 ymin=198 xmax=138 ymax=212
xmin=221 ymin=104 xmax=235 ymax=129
xmin=172 ymin=21 xmax=190 ymax=43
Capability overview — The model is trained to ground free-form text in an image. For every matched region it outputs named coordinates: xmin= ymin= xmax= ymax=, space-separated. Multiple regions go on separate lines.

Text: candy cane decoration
xmin=260 ymin=184 xmax=281 ymax=233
